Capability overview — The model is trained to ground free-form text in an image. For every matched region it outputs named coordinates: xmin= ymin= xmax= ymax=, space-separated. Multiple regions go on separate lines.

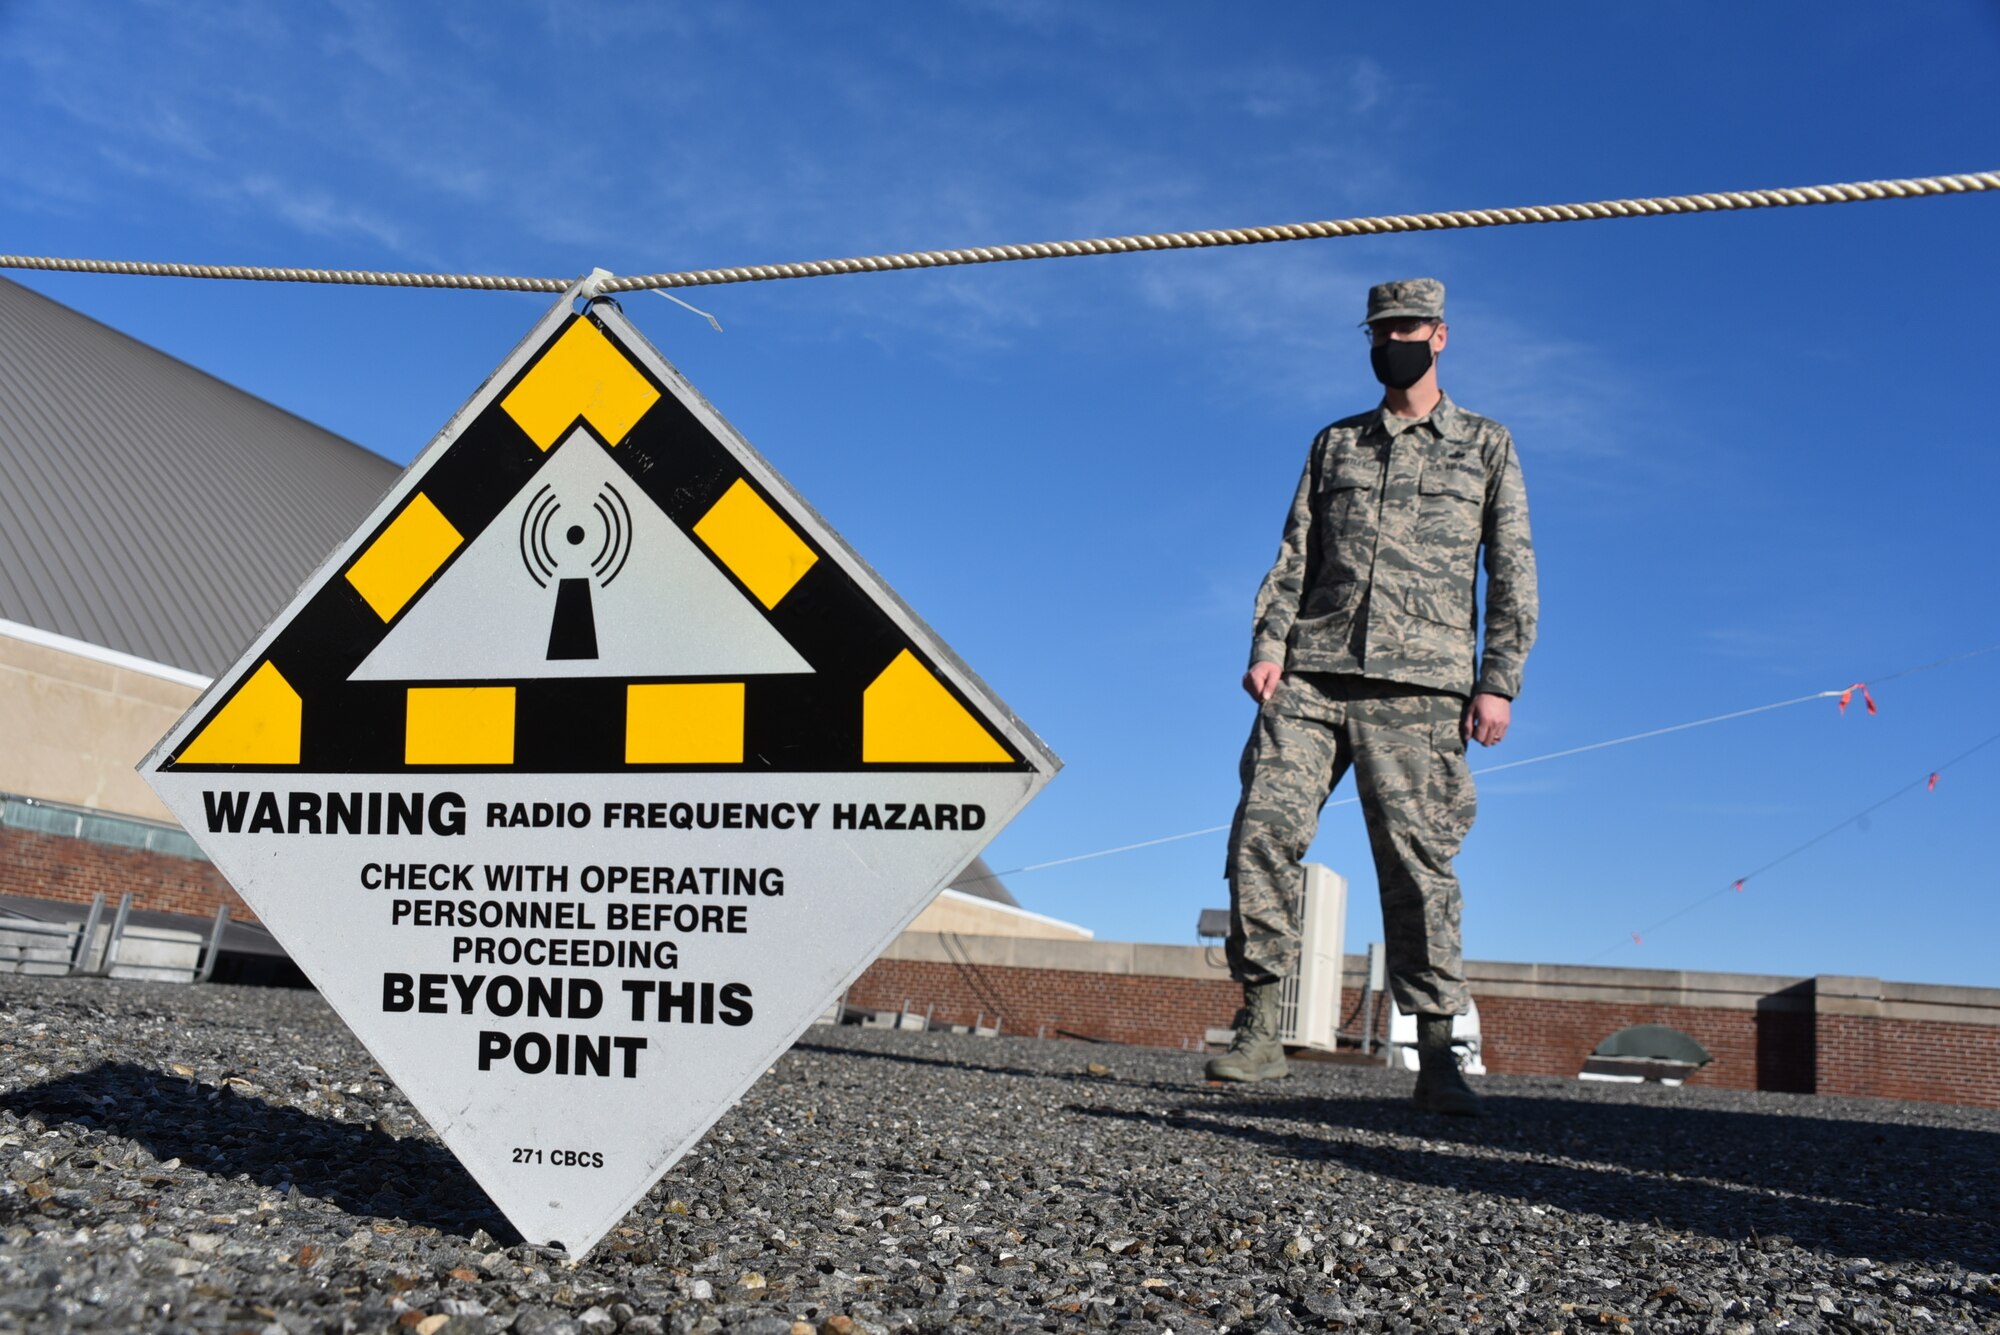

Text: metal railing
xmin=841 ymin=998 xmax=1002 ymax=1037
xmin=0 ymin=893 xmax=231 ymax=982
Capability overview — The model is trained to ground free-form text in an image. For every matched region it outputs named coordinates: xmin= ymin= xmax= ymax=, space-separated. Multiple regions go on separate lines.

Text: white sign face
xmin=140 ymin=287 xmax=1058 ymax=1258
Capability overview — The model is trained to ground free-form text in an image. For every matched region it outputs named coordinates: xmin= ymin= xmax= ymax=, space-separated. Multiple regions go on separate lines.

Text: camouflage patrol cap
xmin=1364 ymin=277 xmax=1446 ymax=324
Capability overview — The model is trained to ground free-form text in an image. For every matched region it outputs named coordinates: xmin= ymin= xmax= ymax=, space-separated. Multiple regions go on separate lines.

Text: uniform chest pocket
xmin=1415 ymin=460 xmax=1483 ymax=559
xmin=1319 ymin=455 xmax=1380 ymax=535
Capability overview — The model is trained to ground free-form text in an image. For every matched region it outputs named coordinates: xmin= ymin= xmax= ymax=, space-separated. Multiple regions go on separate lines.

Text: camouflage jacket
xmin=1249 ymin=392 xmax=1537 ymax=698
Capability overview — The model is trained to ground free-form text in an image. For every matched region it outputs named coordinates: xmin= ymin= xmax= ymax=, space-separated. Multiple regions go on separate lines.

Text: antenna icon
xmin=518 ymin=481 xmax=633 ymax=660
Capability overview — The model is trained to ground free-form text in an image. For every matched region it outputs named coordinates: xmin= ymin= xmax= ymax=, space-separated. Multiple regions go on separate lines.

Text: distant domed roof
xmin=948 ymin=855 xmax=1016 ymax=906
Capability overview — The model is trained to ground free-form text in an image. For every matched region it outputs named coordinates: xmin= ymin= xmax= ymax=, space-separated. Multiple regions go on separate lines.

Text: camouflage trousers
xmin=1225 ymin=672 xmax=1477 ymax=1016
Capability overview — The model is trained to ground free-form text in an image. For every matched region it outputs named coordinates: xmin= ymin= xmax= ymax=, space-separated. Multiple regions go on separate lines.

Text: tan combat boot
xmin=1204 ymin=981 xmax=1289 ymax=1083
xmin=1412 ymin=1013 xmax=1484 ymax=1117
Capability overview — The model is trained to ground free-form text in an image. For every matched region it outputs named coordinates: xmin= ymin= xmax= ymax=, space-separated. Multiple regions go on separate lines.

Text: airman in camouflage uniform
xmin=1208 ymin=278 xmax=1538 ymax=1117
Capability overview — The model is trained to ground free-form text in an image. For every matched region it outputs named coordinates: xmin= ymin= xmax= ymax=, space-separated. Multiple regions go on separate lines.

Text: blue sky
xmin=5 ymin=3 xmax=1998 ymax=985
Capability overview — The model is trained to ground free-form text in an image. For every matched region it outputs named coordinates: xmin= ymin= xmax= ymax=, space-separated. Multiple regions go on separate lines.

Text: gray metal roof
xmin=0 ymin=276 xmax=401 ymax=677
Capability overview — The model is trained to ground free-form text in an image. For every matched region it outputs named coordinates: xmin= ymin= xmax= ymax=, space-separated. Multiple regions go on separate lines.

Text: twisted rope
xmin=0 ymin=259 xmax=569 ymax=291
xmin=4 ymin=171 xmax=1994 ymax=294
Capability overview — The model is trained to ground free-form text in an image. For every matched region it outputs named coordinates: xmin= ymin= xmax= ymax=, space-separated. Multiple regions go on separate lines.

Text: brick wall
xmin=1811 ymin=973 xmax=2000 ymax=1106
xmin=845 ymin=957 xmax=1806 ymax=1087
xmin=1813 ymin=1015 xmax=2000 ymax=1104
xmin=850 ymin=937 xmax=2000 ymax=1108
xmin=1467 ymin=994 xmax=1817 ymax=1093
xmin=0 ymin=826 xmax=253 ymax=923
xmin=846 ymin=956 xmax=1241 ymax=1049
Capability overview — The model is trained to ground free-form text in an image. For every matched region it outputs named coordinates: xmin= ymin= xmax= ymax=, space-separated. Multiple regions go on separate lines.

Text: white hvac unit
xmin=1277 ymin=862 xmax=1347 ymax=1051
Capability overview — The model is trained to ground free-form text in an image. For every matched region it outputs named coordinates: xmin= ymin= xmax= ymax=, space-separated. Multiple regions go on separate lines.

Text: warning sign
xmin=140 ymin=279 xmax=1058 ymax=1257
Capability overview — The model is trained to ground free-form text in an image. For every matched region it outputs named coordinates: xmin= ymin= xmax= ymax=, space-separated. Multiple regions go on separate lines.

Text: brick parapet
xmin=851 ymin=943 xmax=1999 ymax=1108
xmin=846 ymin=955 xmax=1240 ymax=1050
xmin=0 ymin=825 xmax=253 ymax=924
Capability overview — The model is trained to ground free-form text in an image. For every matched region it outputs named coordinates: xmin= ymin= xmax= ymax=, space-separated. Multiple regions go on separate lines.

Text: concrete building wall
xmin=0 ymin=624 xmax=201 ymax=822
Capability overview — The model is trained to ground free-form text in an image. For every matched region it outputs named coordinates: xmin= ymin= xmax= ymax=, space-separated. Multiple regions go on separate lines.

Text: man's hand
xmin=1242 ymin=661 xmax=1282 ymax=704
xmin=1462 ymin=692 xmax=1511 ymax=747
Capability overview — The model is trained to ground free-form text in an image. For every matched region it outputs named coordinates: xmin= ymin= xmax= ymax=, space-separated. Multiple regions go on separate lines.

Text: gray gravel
xmin=2 ymin=976 xmax=1997 ymax=1333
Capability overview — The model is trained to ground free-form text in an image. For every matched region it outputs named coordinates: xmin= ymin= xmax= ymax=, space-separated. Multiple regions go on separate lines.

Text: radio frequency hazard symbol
xmin=140 ymin=275 xmax=1059 ymax=1258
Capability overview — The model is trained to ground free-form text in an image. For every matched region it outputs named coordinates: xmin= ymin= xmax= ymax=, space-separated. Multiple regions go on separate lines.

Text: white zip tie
xmin=573 ymin=267 xmax=615 ymax=304
xmin=653 ymin=289 xmax=724 ymax=332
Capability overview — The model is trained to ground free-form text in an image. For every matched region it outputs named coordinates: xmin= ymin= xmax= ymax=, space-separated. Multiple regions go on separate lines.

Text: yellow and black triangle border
xmin=156 ymin=287 xmax=1056 ymax=777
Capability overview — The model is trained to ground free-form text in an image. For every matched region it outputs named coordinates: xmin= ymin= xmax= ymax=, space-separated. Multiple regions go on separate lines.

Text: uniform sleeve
xmin=1476 ymin=431 xmax=1538 ymax=698
xmin=1248 ymin=450 xmax=1317 ymax=669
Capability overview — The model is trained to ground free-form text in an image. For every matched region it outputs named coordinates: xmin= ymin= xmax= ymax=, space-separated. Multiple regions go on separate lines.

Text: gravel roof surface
xmin=2 ymin=975 xmax=1996 ymax=1334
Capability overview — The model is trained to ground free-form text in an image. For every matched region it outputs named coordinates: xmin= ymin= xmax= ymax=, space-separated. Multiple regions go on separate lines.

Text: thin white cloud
xmin=81 ymin=142 xmax=412 ymax=256
xmin=946 ymin=0 xmax=1132 ymax=42
xmin=1471 ymin=776 xmax=1573 ymax=799
xmin=233 ymin=175 xmax=409 ymax=252
xmin=1696 ymin=619 xmax=1847 ymax=670
xmin=319 ymin=0 xmax=417 ymax=79
xmin=525 ymin=0 xmax=736 ymax=48
xmin=1131 ymin=246 xmax=1387 ymax=407
xmin=1658 ymin=800 xmax=1809 ymax=818
xmin=1347 ymin=57 xmax=1390 ymax=117
xmin=1444 ymin=305 xmax=1651 ymax=461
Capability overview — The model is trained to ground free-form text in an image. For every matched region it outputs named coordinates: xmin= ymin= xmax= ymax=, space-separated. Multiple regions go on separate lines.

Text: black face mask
xmin=1370 ymin=338 xmax=1434 ymax=390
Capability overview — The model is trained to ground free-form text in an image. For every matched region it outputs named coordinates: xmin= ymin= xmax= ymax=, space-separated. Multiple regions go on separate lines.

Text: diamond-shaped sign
xmin=140 ymin=279 xmax=1058 ymax=1257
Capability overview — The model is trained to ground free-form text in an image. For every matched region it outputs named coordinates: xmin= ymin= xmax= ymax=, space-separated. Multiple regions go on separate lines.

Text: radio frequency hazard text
xmin=204 ymin=791 xmax=987 ymax=837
